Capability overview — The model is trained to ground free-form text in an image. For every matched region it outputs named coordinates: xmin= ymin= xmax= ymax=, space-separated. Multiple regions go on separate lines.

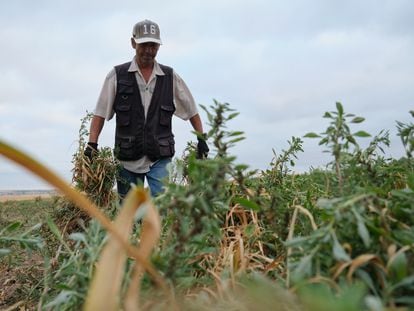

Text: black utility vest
xmin=113 ymin=62 xmax=175 ymax=162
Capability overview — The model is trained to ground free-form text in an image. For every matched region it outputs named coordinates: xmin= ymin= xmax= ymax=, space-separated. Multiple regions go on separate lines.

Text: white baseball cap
xmin=132 ymin=20 xmax=162 ymax=45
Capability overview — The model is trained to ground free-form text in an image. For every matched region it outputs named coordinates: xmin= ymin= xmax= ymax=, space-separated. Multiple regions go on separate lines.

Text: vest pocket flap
xmin=160 ymin=105 xmax=175 ymax=126
xmin=160 ymin=105 xmax=175 ymax=112
xmin=117 ymin=104 xmax=131 ymax=112
xmin=120 ymin=140 xmax=133 ymax=148
xmin=158 ymin=139 xmax=170 ymax=146
xmin=118 ymin=80 xmax=134 ymax=94
xmin=119 ymin=79 xmax=133 ymax=86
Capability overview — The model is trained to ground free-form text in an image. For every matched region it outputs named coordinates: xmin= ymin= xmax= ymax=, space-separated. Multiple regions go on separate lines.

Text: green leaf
xmin=284 ymin=236 xmax=315 ymax=247
xmin=364 ymin=295 xmax=383 ymax=311
xmin=1 ymin=222 xmax=21 ymax=234
xmin=332 ymin=233 xmax=350 ymax=261
xmin=351 ymin=117 xmax=365 ymax=123
xmin=318 ymin=137 xmax=329 ymax=145
xmin=228 ymin=137 xmax=246 ymax=144
xmin=69 ymin=232 xmax=88 ymax=244
xmin=227 ymin=112 xmax=240 ymax=120
xmin=233 ymin=197 xmax=261 ymax=211
xmin=304 ymin=132 xmax=320 ymax=138
xmin=356 ymin=270 xmax=378 ymax=296
xmin=228 ymin=131 xmax=244 ymax=137
xmin=353 ymin=131 xmax=371 ymax=137
xmin=356 ymin=214 xmax=371 ymax=248
xmin=44 ymin=290 xmax=76 ymax=308
xmin=292 ymin=254 xmax=313 ymax=280
xmin=323 ymin=112 xmax=332 ymax=118
xmin=47 ymin=217 xmax=62 ymax=239
xmin=347 ymin=135 xmax=357 ymax=145
xmin=389 ymin=275 xmax=414 ymax=293
xmin=336 ymin=102 xmax=344 ymax=115
xmin=389 ymin=251 xmax=408 ymax=282
xmin=407 ymin=173 xmax=414 ymax=190
xmin=351 ymin=208 xmax=371 ymax=248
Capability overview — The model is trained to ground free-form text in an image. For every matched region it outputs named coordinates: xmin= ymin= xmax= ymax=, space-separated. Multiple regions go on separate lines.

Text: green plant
xmin=305 ymin=102 xmax=370 ymax=192
xmin=154 ymin=100 xmax=247 ymax=287
xmin=0 ymin=222 xmax=43 ymax=259
xmin=397 ymin=110 xmax=414 ymax=158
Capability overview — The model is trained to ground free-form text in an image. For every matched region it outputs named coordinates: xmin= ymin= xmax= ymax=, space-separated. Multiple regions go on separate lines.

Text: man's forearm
xmin=189 ymin=114 xmax=204 ymax=134
xmin=89 ymin=115 xmax=105 ymax=143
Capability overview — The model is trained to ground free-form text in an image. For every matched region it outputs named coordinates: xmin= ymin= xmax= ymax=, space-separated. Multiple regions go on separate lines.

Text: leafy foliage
xmin=1 ymin=102 xmax=413 ymax=310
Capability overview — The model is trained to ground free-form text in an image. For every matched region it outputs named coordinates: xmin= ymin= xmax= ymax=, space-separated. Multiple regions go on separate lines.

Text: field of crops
xmin=1 ymin=101 xmax=413 ymax=310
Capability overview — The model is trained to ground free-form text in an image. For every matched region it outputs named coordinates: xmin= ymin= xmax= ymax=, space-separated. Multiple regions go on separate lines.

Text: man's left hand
xmin=197 ymin=134 xmax=209 ymax=159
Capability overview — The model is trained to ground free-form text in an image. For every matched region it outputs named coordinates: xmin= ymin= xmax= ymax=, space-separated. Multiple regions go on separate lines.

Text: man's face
xmin=134 ymin=41 xmax=160 ymax=67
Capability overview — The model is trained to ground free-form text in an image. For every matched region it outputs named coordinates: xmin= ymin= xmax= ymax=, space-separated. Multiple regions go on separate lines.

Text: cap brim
xmin=133 ymin=37 xmax=162 ymax=45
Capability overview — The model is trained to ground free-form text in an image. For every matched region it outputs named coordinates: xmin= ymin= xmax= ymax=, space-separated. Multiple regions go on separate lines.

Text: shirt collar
xmin=128 ymin=58 xmax=165 ymax=76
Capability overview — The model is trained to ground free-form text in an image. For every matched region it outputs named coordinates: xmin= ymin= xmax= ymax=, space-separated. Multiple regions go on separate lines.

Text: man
xmin=85 ymin=19 xmax=209 ymax=198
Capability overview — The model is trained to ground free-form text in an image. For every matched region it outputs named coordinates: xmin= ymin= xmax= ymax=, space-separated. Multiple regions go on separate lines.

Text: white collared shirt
xmin=94 ymin=58 xmax=198 ymax=173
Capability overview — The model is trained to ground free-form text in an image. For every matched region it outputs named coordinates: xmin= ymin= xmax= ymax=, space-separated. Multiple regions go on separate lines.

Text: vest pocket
xmin=116 ymin=104 xmax=131 ymax=126
xmin=158 ymin=137 xmax=175 ymax=157
xmin=115 ymin=137 xmax=135 ymax=159
xmin=118 ymin=80 xmax=134 ymax=94
xmin=159 ymin=105 xmax=175 ymax=126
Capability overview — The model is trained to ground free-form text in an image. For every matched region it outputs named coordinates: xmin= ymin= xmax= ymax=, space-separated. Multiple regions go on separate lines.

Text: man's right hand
xmin=84 ymin=142 xmax=98 ymax=161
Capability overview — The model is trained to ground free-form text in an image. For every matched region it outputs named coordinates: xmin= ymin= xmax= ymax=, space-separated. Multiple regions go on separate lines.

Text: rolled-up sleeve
xmin=173 ymin=71 xmax=198 ymax=121
xmin=94 ymin=68 xmax=117 ymax=121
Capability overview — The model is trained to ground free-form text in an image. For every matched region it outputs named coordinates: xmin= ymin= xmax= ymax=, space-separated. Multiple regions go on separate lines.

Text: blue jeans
xmin=117 ymin=157 xmax=171 ymax=199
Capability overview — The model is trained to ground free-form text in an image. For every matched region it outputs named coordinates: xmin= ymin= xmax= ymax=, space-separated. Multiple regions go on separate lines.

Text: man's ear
xmin=131 ymin=38 xmax=136 ymax=49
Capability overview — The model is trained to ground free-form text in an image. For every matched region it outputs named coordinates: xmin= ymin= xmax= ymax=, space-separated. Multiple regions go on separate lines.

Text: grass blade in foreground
xmin=84 ymin=187 xmax=161 ymax=311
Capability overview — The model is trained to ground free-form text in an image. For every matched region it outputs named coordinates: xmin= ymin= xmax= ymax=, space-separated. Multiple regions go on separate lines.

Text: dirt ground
xmin=0 ymin=196 xmax=58 ymax=309
xmin=0 ymin=253 xmax=44 ymax=309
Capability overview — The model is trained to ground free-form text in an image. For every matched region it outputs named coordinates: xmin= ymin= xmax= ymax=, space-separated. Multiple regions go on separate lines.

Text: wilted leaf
xmin=346 ymin=254 xmax=382 ymax=282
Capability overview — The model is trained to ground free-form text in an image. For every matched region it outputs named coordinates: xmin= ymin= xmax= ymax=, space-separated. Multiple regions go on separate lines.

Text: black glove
xmin=196 ymin=134 xmax=209 ymax=159
xmin=84 ymin=142 xmax=98 ymax=161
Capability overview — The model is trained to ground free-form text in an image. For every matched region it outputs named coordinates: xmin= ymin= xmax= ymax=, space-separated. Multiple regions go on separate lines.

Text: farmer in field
xmin=85 ymin=19 xmax=209 ymax=198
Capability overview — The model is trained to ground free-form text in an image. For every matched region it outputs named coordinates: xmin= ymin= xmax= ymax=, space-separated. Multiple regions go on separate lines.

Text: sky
xmin=0 ymin=0 xmax=413 ymax=190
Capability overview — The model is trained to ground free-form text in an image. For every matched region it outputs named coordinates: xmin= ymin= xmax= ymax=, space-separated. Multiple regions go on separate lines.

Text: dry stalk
xmin=205 ymin=203 xmax=279 ymax=294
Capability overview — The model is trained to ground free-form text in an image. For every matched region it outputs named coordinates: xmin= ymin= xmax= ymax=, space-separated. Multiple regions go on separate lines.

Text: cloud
xmin=0 ymin=0 xmax=413 ymax=189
